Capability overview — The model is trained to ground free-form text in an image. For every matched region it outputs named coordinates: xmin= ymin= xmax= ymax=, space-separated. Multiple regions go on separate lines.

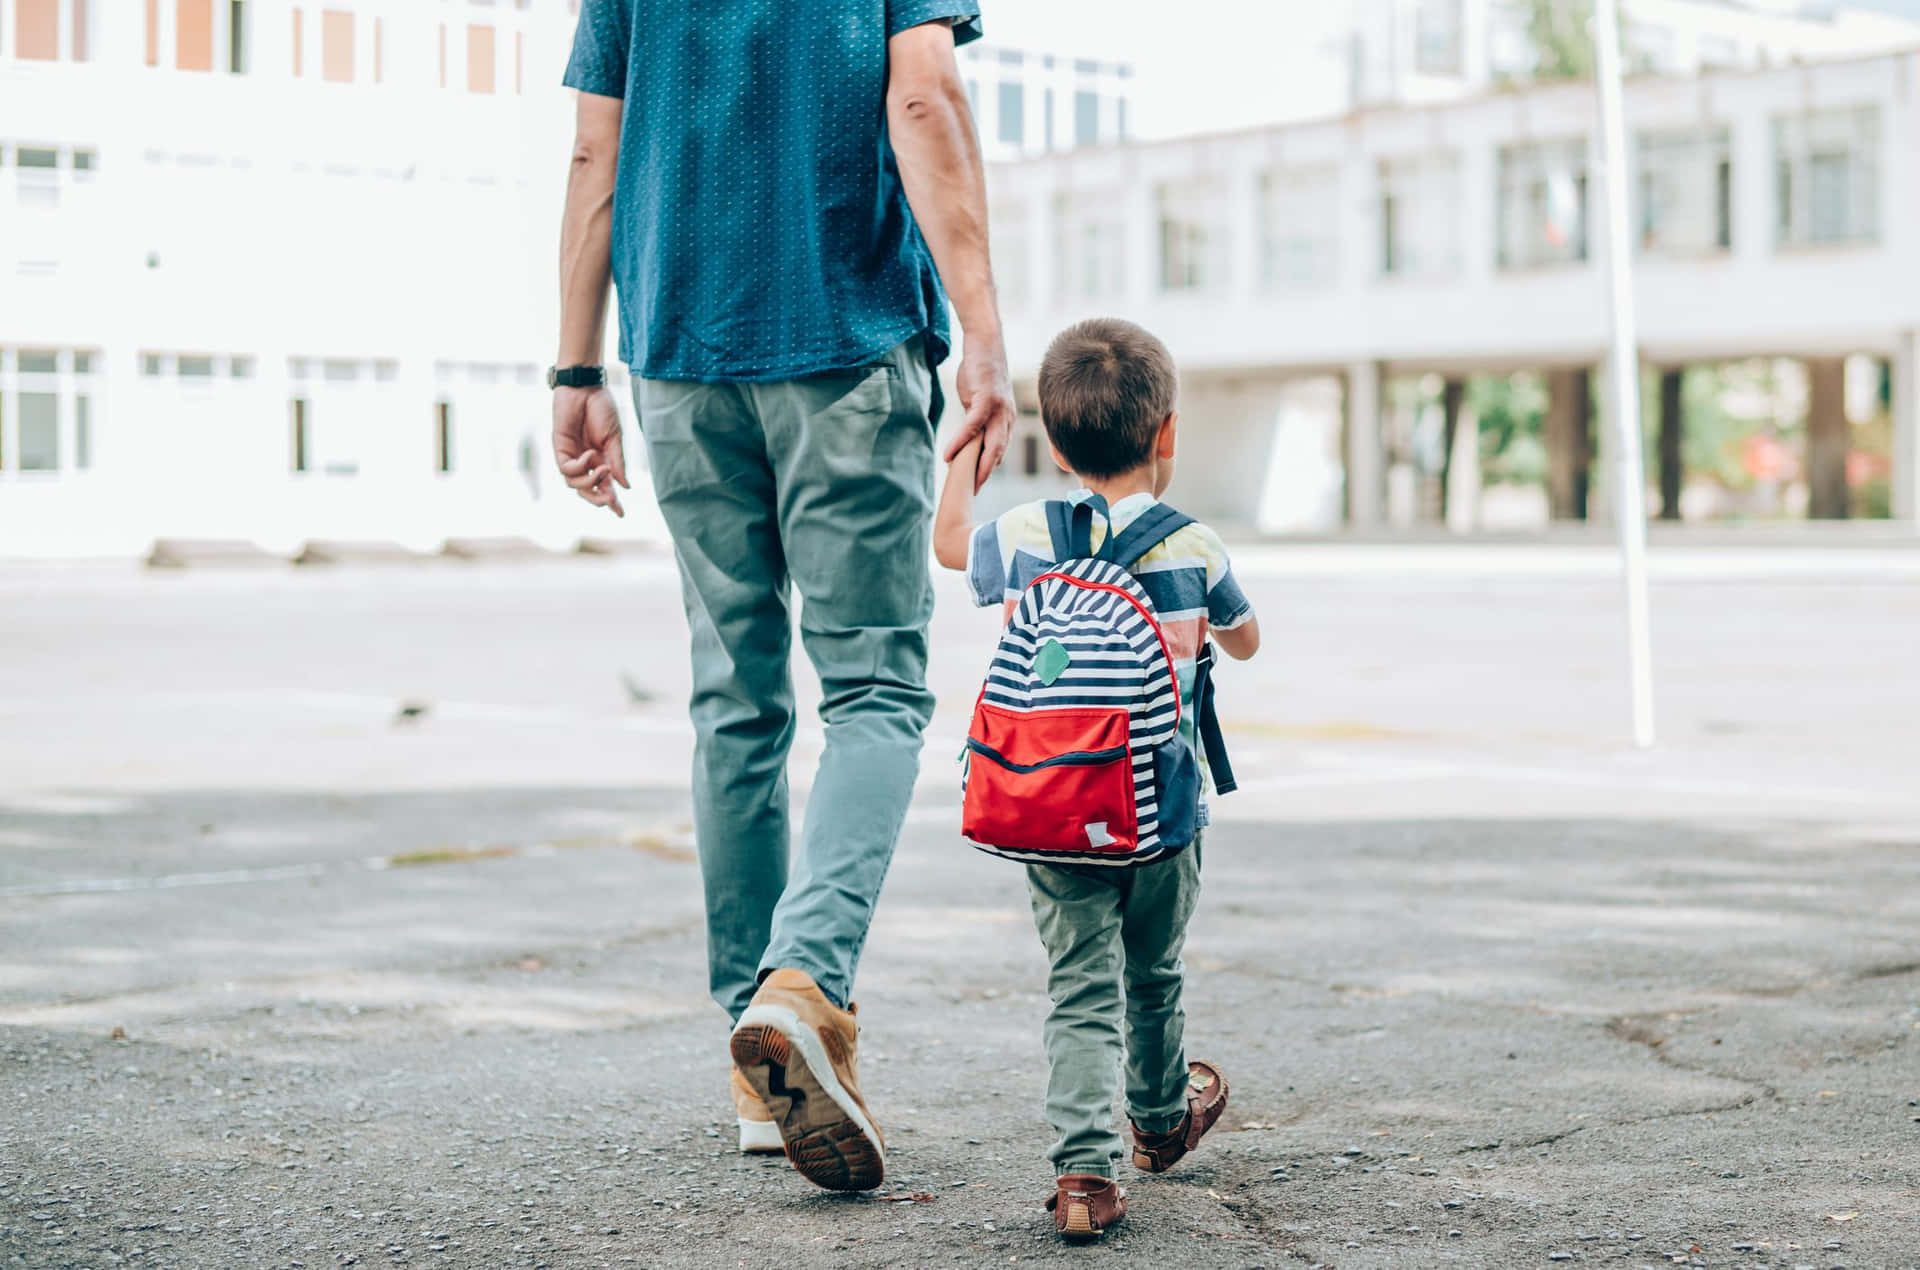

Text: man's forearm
xmin=888 ymin=76 xmax=1001 ymax=350
xmin=557 ymin=145 xmax=617 ymax=365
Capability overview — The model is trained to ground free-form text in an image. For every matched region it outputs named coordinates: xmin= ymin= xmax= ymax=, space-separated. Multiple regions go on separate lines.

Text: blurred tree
xmin=1522 ymin=0 xmax=1597 ymax=80
xmin=1470 ymin=373 xmax=1549 ymax=486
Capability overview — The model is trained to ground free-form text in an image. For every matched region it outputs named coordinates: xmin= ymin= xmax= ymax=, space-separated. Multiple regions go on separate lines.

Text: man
xmin=550 ymin=2 xmax=1012 ymax=1193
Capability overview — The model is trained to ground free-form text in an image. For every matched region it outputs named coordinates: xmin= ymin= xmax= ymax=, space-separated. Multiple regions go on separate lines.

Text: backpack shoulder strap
xmin=1044 ymin=495 xmax=1115 ymax=562
xmin=1192 ymin=643 xmax=1238 ymax=795
xmin=1107 ymin=503 xmax=1196 ymax=568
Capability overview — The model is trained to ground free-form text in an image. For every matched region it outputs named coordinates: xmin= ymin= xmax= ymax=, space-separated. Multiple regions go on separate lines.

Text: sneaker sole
xmin=738 ymin=1117 xmax=783 ymax=1154
xmin=730 ymin=1004 xmax=885 ymax=1191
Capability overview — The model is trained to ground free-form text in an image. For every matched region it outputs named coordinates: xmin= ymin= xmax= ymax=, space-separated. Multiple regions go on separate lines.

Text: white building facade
xmin=0 ymin=0 xmax=628 ymax=559
xmin=984 ymin=47 xmax=1920 ymax=530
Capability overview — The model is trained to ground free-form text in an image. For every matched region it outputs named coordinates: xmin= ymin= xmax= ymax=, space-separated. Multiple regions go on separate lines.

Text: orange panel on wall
xmin=16 ymin=0 xmax=59 ymax=62
xmin=177 ymin=0 xmax=214 ymax=72
xmin=322 ymin=9 xmax=354 ymax=83
xmin=293 ymin=7 xmax=304 ymax=75
xmin=467 ymin=24 xmax=496 ymax=95
xmin=72 ymin=0 xmax=89 ymax=61
xmin=146 ymin=0 xmax=160 ymax=66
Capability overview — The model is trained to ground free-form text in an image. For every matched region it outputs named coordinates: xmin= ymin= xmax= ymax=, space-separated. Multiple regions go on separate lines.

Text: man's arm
xmin=887 ymin=21 xmax=1015 ymax=493
xmin=551 ymin=91 xmax=628 ymax=517
xmin=933 ymin=437 xmax=982 ymax=570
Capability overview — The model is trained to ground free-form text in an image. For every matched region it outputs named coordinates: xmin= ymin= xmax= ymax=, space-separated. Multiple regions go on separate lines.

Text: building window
xmin=1379 ymin=153 xmax=1462 ymax=278
xmin=1775 ymin=107 xmax=1880 ymax=247
xmin=468 ymin=24 xmax=496 ymax=94
xmin=229 ymin=0 xmax=249 ymax=73
xmin=75 ymin=395 xmax=91 ymax=470
xmin=996 ymin=81 xmax=1025 ymax=147
xmin=1157 ymin=179 xmax=1227 ymax=293
xmin=321 ymin=9 xmax=353 ymax=83
xmin=178 ymin=355 xmax=215 ymax=378
xmin=18 ymin=393 xmax=58 ymax=471
xmin=1414 ymin=0 xmax=1463 ymax=75
xmin=435 ymin=402 xmax=453 ymax=474
xmin=1495 ymin=139 xmax=1589 ymax=270
xmin=178 ymin=0 xmax=214 ymax=72
xmin=1044 ymin=87 xmax=1055 ymax=152
xmin=1258 ymin=165 xmax=1341 ymax=289
xmin=230 ymin=355 xmax=255 ymax=379
xmin=1074 ymin=91 xmax=1100 ymax=147
xmin=290 ymin=398 xmax=310 ymax=473
xmin=1117 ymin=98 xmax=1128 ymax=142
xmin=1637 ymin=127 xmax=1731 ymax=254
xmin=989 ymin=201 xmax=1029 ymax=310
xmin=1052 ymin=190 xmax=1127 ymax=303
xmin=1022 ymin=435 xmax=1041 ymax=477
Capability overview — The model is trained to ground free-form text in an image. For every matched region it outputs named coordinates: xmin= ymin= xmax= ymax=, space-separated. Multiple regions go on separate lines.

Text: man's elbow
xmin=887 ymin=74 xmax=965 ymax=132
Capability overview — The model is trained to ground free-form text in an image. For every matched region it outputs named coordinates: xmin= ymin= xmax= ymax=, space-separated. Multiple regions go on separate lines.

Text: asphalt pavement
xmin=2 ymin=551 xmax=1917 ymax=1269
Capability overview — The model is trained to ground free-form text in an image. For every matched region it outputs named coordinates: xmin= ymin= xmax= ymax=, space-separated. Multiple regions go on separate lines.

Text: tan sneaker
xmin=730 ymin=1067 xmax=783 ymax=1154
xmin=729 ymin=968 xmax=884 ymax=1191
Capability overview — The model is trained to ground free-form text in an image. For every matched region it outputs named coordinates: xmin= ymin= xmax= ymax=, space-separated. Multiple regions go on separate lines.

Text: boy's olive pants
xmin=634 ymin=339 xmax=937 ymax=1021
xmin=1025 ymin=838 xmax=1202 ymax=1177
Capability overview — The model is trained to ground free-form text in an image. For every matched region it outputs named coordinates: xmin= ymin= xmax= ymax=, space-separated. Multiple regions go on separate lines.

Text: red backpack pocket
xmin=962 ymin=702 xmax=1138 ymax=856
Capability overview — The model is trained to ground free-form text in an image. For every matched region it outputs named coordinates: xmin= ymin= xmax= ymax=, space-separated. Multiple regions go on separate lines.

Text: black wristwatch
xmin=547 ymin=364 xmax=606 ymax=389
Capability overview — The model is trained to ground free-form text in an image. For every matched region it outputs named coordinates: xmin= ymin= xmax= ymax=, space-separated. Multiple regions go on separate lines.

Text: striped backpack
xmin=961 ymin=495 xmax=1235 ymax=867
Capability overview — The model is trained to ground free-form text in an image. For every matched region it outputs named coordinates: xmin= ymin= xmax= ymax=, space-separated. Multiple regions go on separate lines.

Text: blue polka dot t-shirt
xmin=564 ymin=0 xmax=984 ymax=383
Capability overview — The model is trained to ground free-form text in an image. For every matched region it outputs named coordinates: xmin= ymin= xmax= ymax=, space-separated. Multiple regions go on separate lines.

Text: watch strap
xmin=548 ymin=364 xmax=606 ymax=389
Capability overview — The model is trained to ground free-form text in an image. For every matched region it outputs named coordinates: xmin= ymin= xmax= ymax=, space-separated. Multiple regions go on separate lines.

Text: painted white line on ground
xmin=1 ymin=861 xmax=340 ymax=899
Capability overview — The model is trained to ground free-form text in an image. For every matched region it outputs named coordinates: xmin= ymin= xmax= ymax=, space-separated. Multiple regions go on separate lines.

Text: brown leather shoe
xmin=1130 ymin=1059 xmax=1229 ymax=1173
xmin=729 ymin=968 xmax=885 ymax=1191
xmin=1046 ymin=1174 xmax=1127 ymax=1241
xmin=730 ymin=1067 xmax=783 ymax=1155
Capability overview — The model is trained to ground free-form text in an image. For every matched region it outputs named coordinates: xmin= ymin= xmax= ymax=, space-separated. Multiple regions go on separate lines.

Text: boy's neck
xmin=1077 ymin=466 xmax=1156 ymax=507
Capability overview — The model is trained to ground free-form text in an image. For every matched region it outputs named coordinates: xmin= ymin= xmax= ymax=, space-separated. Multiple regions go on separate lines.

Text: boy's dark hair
xmin=1037 ymin=318 xmax=1177 ymax=479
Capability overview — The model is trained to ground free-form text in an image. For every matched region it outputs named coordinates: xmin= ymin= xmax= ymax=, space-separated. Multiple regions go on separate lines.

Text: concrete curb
xmin=292 ymin=540 xmax=431 ymax=567
xmin=145 ymin=539 xmax=285 ymax=570
xmin=438 ymin=537 xmax=555 ymax=562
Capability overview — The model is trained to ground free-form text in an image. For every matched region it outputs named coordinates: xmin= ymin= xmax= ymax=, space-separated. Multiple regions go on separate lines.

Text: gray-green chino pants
xmin=635 ymin=338 xmax=937 ymax=1022
xmin=1025 ymin=839 xmax=1202 ymax=1177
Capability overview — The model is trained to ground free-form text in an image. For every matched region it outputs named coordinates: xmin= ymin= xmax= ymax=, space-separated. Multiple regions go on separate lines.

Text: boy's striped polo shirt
xmin=965 ymin=491 xmax=1254 ymax=761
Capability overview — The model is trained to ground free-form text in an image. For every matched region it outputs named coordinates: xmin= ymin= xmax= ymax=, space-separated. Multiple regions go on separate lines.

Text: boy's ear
xmin=1050 ymin=443 xmax=1074 ymax=474
xmin=1156 ymin=411 xmax=1179 ymax=460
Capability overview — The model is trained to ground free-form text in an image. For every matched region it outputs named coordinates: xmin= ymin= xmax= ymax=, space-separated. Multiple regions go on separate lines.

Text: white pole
xmin=1592 ymin=0 xmax=1657 ymax=748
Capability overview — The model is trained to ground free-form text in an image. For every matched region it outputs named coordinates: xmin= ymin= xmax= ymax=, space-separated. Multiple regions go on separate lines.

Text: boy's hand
xmin=552 ymin=386 xmax=629 ymax=518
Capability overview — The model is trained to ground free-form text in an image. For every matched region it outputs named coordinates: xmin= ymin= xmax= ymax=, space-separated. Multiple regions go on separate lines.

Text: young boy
xmin=933 ymin=317 xmax=1260 ymax=1239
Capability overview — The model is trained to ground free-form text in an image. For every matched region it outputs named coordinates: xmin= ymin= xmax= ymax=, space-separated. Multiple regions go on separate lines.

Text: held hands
xmin=552 ymin=385 xmax=629 ymax=518
xmin=944 ymin=339 xmax=1015 ymax=493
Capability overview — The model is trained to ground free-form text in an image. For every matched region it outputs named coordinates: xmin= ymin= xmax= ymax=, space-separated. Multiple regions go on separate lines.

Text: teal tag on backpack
xmin=1034 ymin=638 xmax=1071 ymax=686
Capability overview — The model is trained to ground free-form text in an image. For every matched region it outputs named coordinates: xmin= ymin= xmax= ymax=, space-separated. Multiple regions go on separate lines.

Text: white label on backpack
xmin=1084 ymin=822 xmax=1115 ymax=848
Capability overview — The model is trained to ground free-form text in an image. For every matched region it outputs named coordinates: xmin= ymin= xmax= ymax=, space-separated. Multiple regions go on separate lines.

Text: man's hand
xmin=552 ymin=385 xmax=629 ymax=517
xmin=945 ymin=341 xmax=1015 ymax=493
